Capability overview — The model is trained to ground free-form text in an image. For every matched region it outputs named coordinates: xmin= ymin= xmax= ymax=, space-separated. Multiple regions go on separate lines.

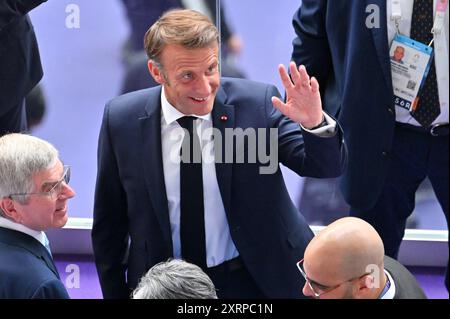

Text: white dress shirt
xmin=0 ymin=216 xmax=49 ymax=250
xmin=380 ymin=268 xmax=397 ymax=299
xmin=160 ymin=87 xmax=239 ymax=267
xmin=387 ymin=0 xmax=449 ymax=126
xmin=160 ymin=87 xmax=337 ymax=267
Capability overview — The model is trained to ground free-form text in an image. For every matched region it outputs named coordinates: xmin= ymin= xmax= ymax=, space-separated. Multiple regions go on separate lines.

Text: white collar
xmin=380 ymin=268 xmax=397 ymax=299
xmin=0 ymin=216 xmax=47 ymax=247
xmin=160 ymin=86 xmax=212 ymax=125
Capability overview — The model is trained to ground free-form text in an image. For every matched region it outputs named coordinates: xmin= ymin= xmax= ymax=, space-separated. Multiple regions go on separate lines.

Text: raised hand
xmin=272 ymin=62 xmax=324 ymax=129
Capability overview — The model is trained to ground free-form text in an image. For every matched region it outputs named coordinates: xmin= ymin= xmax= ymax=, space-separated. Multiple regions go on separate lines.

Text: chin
xmin=53 ymin=213 xmax=69 ymax=228
xmin=196 ymin=104 xmax=214 ymax=116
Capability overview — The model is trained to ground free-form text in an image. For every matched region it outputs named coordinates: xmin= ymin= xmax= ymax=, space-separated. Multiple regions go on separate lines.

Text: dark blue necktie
xmin=177 ymin=116 xmax=206 ymax=269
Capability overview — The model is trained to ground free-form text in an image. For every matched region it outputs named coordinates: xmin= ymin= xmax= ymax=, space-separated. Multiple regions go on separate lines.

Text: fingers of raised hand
xmin=278 ymin=64 xmax=294 ymax=90
xmin=271 ymin=96 xmax=292 ymax=117
xmin=297 ymin=64 xmax=311 ymax=88
xmin=310 ymin=76 xmax=320 ymax=93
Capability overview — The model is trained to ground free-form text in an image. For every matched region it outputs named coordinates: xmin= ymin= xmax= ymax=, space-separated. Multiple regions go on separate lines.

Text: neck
xmin=372 ymin=272 xmax=388 ymax=299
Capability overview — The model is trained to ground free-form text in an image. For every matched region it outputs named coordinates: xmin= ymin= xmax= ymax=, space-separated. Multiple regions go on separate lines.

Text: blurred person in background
xmin=0 ymin=0 xmax=47 ymax=135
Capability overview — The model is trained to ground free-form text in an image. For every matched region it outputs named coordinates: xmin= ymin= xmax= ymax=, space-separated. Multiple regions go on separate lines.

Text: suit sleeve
xmin=265 ymin=85 xmax=346 ymax=178
xmin=0 ymin=0 xmax=47 ymax=30
xmin=31 ymin=279 xmax=70 ymax=299
xmin=92 ymin=103 xmax=130 ymax=299
xmin=291 ymin=0 xmax=334 ymax=110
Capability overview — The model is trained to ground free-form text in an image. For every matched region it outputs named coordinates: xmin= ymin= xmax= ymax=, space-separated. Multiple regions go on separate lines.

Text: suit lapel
xmin=367 ymin=0 xmax=394 ymax=93
xmin=139 ymin=88 xmax=173 ymax=254
xmin=212 ymin=88 xmax=235 ymax=215
xmin=40 ymin=250 xmax=60 ymax=279
xmin=0 ymin=227 xmax=60 ymax=278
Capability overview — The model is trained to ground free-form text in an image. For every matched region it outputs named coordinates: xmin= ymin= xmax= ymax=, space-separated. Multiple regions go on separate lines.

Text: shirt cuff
xmin=300 ymin=112 xmax=337 ymax=137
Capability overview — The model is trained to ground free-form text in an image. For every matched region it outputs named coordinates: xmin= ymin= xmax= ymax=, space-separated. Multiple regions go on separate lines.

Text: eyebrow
xmin=39 ymin=180 xmax=60 ymax=191
xmin=39 ymin=164 xmax=66 ymax=191
xmin=307 ymin=277 xmax=330 ymax=290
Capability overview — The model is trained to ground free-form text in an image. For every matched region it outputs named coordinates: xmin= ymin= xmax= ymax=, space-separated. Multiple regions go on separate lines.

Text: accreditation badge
xmin=390 ymin=34 xmax=434 ymax=112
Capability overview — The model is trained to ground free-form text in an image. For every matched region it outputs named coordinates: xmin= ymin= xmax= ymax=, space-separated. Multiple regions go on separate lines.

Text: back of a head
xmin=0 ymin=133 xmax=58 ymax=207
xmin=144 ymin=9 xmax=219 ymax=64
xmin=305 ymin=217 xmax=385 ymax=283
xmin=132 ymin=259 xmax=217 ymax=299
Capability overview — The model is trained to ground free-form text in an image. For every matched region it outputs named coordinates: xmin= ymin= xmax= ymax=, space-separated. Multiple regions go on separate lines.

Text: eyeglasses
xmin=296 ymin=258 xmax=370 ymax=298
xmin=8 ymin=165 xmax=71 ymax=200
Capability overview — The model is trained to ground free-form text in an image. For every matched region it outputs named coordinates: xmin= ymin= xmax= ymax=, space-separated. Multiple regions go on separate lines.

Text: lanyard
xmin=391 ymin=0 xmax=403 ymax=32
xmin=391 ymin=0 xmax=448 ymax=45
xmin=433 ymin=0 xmax=448 ymax=35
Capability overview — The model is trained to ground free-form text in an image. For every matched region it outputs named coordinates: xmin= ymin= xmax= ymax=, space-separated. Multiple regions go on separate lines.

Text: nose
xmin=59 ymin=182 xmax=76 ymax=199
xmin=302 ymin=282 xmax=313 ymax=297
xmin=195 ymin=75 xmax=212 ymax=96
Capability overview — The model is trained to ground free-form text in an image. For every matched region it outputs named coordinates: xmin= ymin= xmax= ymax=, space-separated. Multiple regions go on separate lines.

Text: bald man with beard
xmin=297 ymin=217 xmax=426 ymax=299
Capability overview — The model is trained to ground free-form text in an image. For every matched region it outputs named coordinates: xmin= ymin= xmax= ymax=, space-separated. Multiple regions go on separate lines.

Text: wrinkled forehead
xmin=31 ymin=160 xmax=64 ymax=188
xmin=160 ymin=43 xmax=219 ymax=64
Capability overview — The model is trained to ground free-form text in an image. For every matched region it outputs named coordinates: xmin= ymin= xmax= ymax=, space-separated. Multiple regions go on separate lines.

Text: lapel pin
xmin=220 ymin=115 xmax=228 ymax=121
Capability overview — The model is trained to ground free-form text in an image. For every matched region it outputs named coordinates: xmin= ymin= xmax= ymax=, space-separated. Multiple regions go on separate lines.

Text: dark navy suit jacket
xmin=292 ymin=0 xmax=396 ymax=211
xmin=0 ymin=0 xmax=46 ymax=116
xmin=92 ymin=77 xmax=346 ymax=298
xmin=0 ymin=227 xmax=69 ymax=299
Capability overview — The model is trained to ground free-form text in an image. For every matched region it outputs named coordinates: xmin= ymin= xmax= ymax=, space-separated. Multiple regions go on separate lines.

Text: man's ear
xmin=353 ymin=274 xmax=376 ymax=299
xmin=148 ymin=60 xmax=165 ymax=84
xmin=0 ymin=197 xmax=22 ymax=223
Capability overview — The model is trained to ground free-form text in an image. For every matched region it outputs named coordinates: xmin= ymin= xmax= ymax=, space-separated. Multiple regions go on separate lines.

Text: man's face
xmin=149 ymin=43 xmax=220 ymax=116
xmin=393 ymin=46 xmax=405 ymax=62
xmin=301 ymin=258 xmax=355 ymax=299
xmin=12 ymin=160 xmax=75 ymax=231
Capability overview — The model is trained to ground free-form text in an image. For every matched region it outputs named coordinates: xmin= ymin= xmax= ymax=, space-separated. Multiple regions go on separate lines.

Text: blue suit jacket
xmin=0 ymin=227 xmax=69 ymax=299
xmin=292 ymin=0 xmax=395 ymax=211
xmin=92 ymin=77 xmax=346 ymax=298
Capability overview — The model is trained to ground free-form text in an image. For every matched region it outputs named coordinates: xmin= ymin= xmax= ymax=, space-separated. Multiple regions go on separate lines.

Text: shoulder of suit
xmin=31 ymin=278 xmax=70 ymax=299
xmin=104 ymin=86 xmax=162 ymax=120
xmin=0 ymin=243 xmax=60 ymax=281
xmin=383 ymin=255 xmax=427 ymax=299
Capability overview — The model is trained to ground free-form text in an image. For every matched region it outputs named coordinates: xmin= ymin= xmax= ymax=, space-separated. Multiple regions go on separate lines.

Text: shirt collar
xmin=0 ymin=216 xmax=47 ymax=247
xmin=380 ymin=268 xmax=396 ymax=299
xmin=160 ymin=86 xmax=212 ymax=125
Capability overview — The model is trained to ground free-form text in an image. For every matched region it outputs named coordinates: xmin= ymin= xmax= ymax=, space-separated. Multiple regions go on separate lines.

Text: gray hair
xmin=132 ymin=259 xmax=218 ymax=299
xmin=0 ymin=133 xmax=59 ymax=211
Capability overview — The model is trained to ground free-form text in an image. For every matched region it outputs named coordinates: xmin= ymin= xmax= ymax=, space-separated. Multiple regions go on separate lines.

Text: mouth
xmin=189 ymin=96 xmax=209 ymax=104
xmin=55 ymin=205 xmax=67 ymax=214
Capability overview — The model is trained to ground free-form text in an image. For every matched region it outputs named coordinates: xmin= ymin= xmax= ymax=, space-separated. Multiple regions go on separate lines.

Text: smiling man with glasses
xmin=0 ymin=133 xmax=75 ymax=298
xmin=298 ymin=217 xmax=426 ymax=299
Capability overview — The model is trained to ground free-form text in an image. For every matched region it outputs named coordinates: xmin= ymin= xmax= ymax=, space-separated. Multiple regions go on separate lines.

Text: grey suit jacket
xmin=384 ymin=256 xmax=427 ymax=299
